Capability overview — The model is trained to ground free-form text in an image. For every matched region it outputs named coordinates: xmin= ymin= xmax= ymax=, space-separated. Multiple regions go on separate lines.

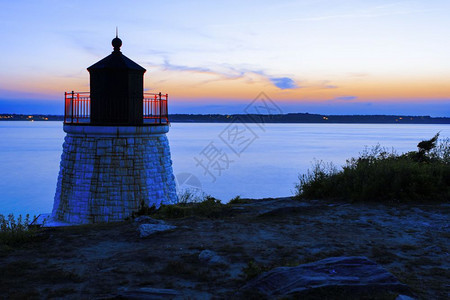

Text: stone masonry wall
xmin=52 ymin=129 xmax=177 ymax=224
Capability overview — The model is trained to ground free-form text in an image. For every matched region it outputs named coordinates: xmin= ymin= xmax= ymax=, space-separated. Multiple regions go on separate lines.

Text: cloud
xmin=162 ymin=60 xmax=212 ymax=73
xmin=293 ymin=80 xmax=337 ymax=90
xmin=269 ymin=77 xmax=298 ymax=89
xmin=150 ymin=60 xmax=301 ymax=90
xmin=156 ymin=60 xmax=249 ymax=81
xmin=333 ymin=96 xmax=358 ymax=101
xmin=316 ymin=80 xmax=338 ymax=89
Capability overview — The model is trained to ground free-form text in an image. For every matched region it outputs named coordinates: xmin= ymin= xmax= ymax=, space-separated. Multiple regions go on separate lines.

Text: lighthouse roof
xmin=87 ymin=36 xmax=146 ymax=72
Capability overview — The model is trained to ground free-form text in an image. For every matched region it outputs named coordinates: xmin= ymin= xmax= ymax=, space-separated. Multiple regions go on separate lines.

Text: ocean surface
xmin=0 ymin=121 xmax=448 ymax=217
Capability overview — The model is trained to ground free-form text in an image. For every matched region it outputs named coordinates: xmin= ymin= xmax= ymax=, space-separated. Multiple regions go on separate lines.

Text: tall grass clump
xmin=0 ymin=214 xmax=39 ymax=247
xmin=176 ymin=188 xmax=204 ymax=204
xmin=296 ymin=133 xmax=449 ymax=202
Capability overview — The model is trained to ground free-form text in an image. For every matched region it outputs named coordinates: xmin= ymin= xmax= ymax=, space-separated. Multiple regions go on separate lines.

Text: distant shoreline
xmin=1 ymin=113 xmax=449 ymax=124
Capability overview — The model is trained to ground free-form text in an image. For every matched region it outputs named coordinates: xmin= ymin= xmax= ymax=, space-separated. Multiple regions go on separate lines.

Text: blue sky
xmin=0 ymin=0 xmax=449 ymax=116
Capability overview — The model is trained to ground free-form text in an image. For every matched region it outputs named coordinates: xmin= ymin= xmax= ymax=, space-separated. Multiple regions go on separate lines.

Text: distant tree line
xmin=1 ymin=113 xmax=449 ymax=124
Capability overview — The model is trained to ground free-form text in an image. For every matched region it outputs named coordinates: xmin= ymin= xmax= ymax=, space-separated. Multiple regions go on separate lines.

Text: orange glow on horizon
xmin=2 ymin=69 xmax=449 ymax=105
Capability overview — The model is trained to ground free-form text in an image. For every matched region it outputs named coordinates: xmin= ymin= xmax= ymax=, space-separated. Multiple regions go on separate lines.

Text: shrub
xmin=177 ymin=188 xmax=203 ymax=204
xmin=133 ymin=195 xmax=231 ymax=219
xmin=131 ymin=200 xmax=158 ymax=218
xmin=296 ymin=160 xmax=339 ymax=199
xmin=430 ymin=136 xmax=450 ymax=164
xmin=295 ymin=134 xmax=450 ymax=202
xmin=131 ymin=188 xmax=206 ymax=219
xmin=0 ymin=214 xmax=39 ymax=246
xmin=228 ymin=195 xmax=253 ymax=205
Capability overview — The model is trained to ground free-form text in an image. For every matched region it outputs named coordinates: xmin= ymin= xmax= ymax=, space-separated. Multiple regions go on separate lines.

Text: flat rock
xmin=396 ymin=295 xmax=416 ymax=300
xmin=198 ymin=249 xmax=226 ymax=265
xmin=239 ymin=256 xmax=412 ymax=299
xmin=256 ymin=205 xmax=323 ymax=219
xmin=138 ymin=223 xmax=176 ymax=238
xmin=117 ymin=287 xmax=182 ymax=299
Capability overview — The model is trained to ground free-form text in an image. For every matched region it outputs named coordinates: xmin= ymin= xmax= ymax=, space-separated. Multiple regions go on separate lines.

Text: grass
xmin=0 ymin=214 xmax=41 ymax=247
xmin=295 ymin=134 xmax=449 ymax=202
xmin=155 ymin=196 xmax=232 ymax=219
xmin=132 ymin=194 xmax=241 ymax=220
xmin=228 ymin=196 xmax=253 ymax=205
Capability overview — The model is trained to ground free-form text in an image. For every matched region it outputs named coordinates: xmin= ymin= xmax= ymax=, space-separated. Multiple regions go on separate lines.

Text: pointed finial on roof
xmin=112 ymin=27 xmax=122 ymax=53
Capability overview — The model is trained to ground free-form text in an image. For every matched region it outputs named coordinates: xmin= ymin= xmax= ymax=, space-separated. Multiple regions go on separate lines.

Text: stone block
xmin=97 ymin=139 xmax=112 ymax=148
xmin=96 ymin=148 xmax=106 ymax=155
xmin=115 ymin=139 xmax=127 ymax=146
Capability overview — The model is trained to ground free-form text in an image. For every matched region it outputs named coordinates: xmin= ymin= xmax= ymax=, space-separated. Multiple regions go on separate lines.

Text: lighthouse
xmin=52 ymin=35 xmax=178 ymax=224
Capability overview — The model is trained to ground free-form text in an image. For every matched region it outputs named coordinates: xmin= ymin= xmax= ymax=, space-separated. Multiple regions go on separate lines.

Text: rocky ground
xmin=0 ymin=197 xmax=449 ymax=299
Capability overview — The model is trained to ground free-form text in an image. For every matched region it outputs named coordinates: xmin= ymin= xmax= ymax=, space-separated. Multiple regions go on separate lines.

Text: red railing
xmin=143 ymin=92 xmax=169 ymax=124
xmin=64 ymin=91 xmax=90 ymax=124
xmin=64 ymin=91 xmax=169 ymax=125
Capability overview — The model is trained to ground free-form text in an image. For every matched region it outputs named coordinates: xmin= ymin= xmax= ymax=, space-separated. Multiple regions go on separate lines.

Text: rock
xmin=239 ymin=256 xmax=412 ymax=298
xmin=138 ymin=223 xmax=176 ymax=238
xmin=257 ymin=206 xmax=305 ymax=218
xmin=199 ymin=249 xmax=226 ymax=264
xmin=134 ymin=215 xmax=165 ymax=224
xmin=256 ymin=205 xmax=323 ymax=219
xmin=117 ymin=287 xmax=181 ymax=299
xmin=396 ymin=295 xmax=416 ymax=300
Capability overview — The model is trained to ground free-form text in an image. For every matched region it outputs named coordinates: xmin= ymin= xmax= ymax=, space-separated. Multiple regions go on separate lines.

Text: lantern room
xmin=64 ymin=35 xmax=168 ymax=125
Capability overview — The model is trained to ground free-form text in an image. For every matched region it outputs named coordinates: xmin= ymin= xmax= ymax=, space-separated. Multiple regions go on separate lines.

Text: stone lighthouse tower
xmin=52 ymin=35 xmax=177 ymax=224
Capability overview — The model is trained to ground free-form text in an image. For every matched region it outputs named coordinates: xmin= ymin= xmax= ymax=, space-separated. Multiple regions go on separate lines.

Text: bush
xmin=177 ymin=188 xmax=203 ymax=204
xmin=0 ymin=214 xmax=39 ymax=246
xmin=131 ymin=200 xmax=158 ymax=218
xmin=295 ymin=134 xmax=450 ymax=202
xmin=430 ymin=136 xmax=450 ymax=164
xmin=228 ymin=195 xmax=252 ymax=205
xmin=133 ymin=195 xmax=231 ymax=220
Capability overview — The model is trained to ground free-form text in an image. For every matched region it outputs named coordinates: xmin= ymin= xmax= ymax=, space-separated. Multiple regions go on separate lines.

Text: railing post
xmin=159 ymin=92 xmax=162 ymax=124
xmin=64 ymin=92 xmax=67 ymax=123
xmin=166 ymin=94 xmax=169 ymax=123
xmin=77 ymin=93 xmax=79 ymax=122
xmin=83 ymin=97 xmax=85 ymax=119
xmin=154 ymin=95 xmax=157 ymax=124
xmin=82 ymin=95 xmax=85 ymax=119
xmin=71 ymin=91 xmax=74 ymax=124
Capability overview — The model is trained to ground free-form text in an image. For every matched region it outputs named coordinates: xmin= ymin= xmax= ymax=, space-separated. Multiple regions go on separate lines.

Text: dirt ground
xmin=0 ymin=197 xmax=449 ymax=299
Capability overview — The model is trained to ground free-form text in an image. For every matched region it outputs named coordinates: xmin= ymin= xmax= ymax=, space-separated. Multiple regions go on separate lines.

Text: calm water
xmin=0 ymin=121 xmax=448 ymax=216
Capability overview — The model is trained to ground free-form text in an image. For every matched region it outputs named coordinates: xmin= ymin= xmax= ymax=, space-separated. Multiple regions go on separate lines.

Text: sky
xmin=0 ymin=0 xmax=449 ymax=116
